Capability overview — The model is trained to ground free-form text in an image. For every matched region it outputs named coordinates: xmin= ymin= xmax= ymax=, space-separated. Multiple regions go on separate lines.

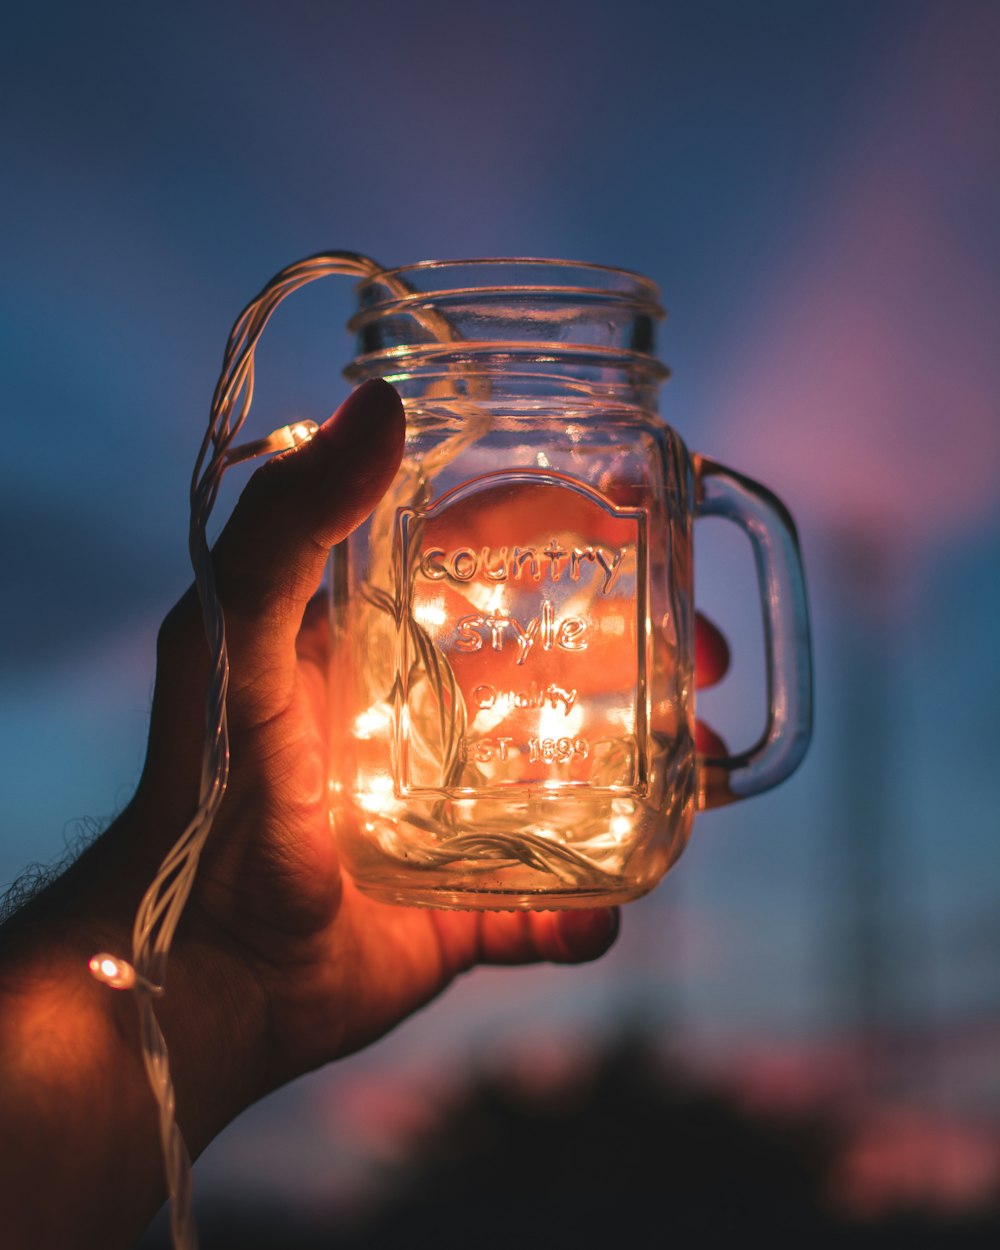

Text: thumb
xmin=212 ymin=378 xmax=404 ymax=693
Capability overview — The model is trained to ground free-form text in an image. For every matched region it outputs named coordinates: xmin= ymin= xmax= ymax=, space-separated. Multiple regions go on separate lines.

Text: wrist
xmin=0 ymin=805 xmax=272 ymax=1188
xmin=0 ymin=871 xmax=165 ymax=1247
xmin=79 ymin=803 xmax=274 ymax=1144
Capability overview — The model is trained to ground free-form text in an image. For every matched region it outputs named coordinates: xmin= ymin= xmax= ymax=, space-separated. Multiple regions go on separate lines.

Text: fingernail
xmin=557 ymin=907 xmax=621 ymax=961
xmin=317 ymin=378 xmax=402 ymax=446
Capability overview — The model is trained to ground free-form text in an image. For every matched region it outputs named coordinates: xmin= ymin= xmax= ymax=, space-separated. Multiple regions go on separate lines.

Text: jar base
xmin=351 ymin=878 xmax=653 ymax=911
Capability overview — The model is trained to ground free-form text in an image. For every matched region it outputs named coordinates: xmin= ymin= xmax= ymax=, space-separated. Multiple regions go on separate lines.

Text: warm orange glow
xmin=223 ymin=419 xmax=320 ymax=467
xmin=356 ymin=774 xmax=403 ymax=815
xmin=88 ymin=953 xmax=136 ymax=990
xmin=610 ymin=814 xmax=631 ymax=840
xmin=353 ymin=702 xmax=392 ymax=740
xmin=288 ymin=420 xmax=319 ymax=446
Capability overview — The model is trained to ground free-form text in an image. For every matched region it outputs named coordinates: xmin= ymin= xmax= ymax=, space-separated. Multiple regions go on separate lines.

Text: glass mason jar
xmin=330 ymin=260 xmax=812 ymax=910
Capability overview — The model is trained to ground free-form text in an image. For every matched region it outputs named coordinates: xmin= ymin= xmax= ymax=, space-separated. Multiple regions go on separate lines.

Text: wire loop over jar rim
xmin=348 ymin=259 xmax=668 ymax=392
xmin=355 ymin=256 xmax=663 ymax=299
xmin=352 ymin=259 xmax=665 ymax=325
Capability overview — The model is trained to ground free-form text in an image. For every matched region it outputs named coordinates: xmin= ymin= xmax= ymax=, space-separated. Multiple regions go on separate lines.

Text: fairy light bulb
xmin=287 ymin=420 xmax=318 ymax=445
xmin=89 ymin=953 xmax=137 ymax=990
xmin=223 ymin=418 xmax=319 ymax=466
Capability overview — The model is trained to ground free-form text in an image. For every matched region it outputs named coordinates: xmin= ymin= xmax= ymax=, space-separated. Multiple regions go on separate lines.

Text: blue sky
xmin=2 ymin=0 xmax=998 ymax=1213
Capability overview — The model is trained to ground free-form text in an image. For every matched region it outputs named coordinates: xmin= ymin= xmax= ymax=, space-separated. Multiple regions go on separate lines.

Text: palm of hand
xmin=152 ymin=592 xmax=608 ymax=1096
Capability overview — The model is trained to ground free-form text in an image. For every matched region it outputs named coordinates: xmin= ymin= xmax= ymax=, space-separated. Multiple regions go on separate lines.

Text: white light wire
xmin=90 ymin=252 xmax=399 ymax=1250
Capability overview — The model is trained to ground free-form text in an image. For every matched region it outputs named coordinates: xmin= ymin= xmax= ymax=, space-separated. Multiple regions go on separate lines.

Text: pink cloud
xmin=713 ymin=5 xmax=1000 ymax=565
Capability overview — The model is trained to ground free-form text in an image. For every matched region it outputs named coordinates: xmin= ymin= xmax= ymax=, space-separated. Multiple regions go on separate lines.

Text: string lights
xmin=88 ymin=252 xmax=396 ymax=1250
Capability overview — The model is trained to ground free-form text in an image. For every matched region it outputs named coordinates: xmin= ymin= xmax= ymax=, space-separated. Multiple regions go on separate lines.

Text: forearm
xmin=0 ymin=811 xmax=268 ymax=1249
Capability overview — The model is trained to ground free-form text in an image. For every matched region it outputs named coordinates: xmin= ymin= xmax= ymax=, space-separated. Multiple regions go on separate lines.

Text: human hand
xmin=116 ymin=380 xmax=632 ymax=1126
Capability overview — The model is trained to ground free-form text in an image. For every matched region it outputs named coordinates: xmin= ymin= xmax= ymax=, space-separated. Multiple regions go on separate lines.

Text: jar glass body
xmin=330 ymin=261 xmax=701 ymax=909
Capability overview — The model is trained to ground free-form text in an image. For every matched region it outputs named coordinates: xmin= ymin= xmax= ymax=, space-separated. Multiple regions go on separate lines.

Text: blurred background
xmin=2 ymin=1 xmax=998 ymax=1244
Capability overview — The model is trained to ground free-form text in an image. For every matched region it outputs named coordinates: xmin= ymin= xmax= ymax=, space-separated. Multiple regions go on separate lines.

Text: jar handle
xmin=693 ymin=455 xmax=813 ymax=808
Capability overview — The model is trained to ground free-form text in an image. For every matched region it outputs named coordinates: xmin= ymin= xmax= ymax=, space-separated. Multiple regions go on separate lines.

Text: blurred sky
xmin=2 ymin=0 xmax=999 ymax=1218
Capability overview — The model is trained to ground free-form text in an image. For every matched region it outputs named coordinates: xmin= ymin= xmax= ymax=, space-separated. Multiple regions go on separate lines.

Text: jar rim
xmin=356 ymin=257 xmax=663 ymax=304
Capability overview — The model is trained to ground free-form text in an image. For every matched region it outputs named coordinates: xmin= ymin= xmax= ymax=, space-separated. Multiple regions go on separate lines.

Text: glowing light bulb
xmin=357 ymin=774 xmax=403 ymax=815
xmin=611 ymin=815 xmax=631 ymax=840
xmin=89 ymin=953 xmax=137 ymax=990
xmin=287 ymin=420 xmax=319 ymax=446
xmin=413 ymin=596 xmax=448 ymax=629
xmin=538 ymin=702 xmax=585 ymax=740
xmin=353 ymin=702 xmax=392 ymax=740
xmin=223 ymin=419 xmax=319 ymax=466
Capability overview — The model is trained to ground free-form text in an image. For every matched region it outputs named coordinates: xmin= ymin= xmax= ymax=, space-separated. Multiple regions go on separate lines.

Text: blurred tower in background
xmin=829 ymin=530 xmax=898 ymax=1096
xmin=711 ymin=0 xmax=1000 ymax=1114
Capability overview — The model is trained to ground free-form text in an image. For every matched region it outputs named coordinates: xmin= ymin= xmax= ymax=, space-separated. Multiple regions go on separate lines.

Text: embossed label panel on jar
xmin=395 ymin=470 xmax=648 ymax=797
